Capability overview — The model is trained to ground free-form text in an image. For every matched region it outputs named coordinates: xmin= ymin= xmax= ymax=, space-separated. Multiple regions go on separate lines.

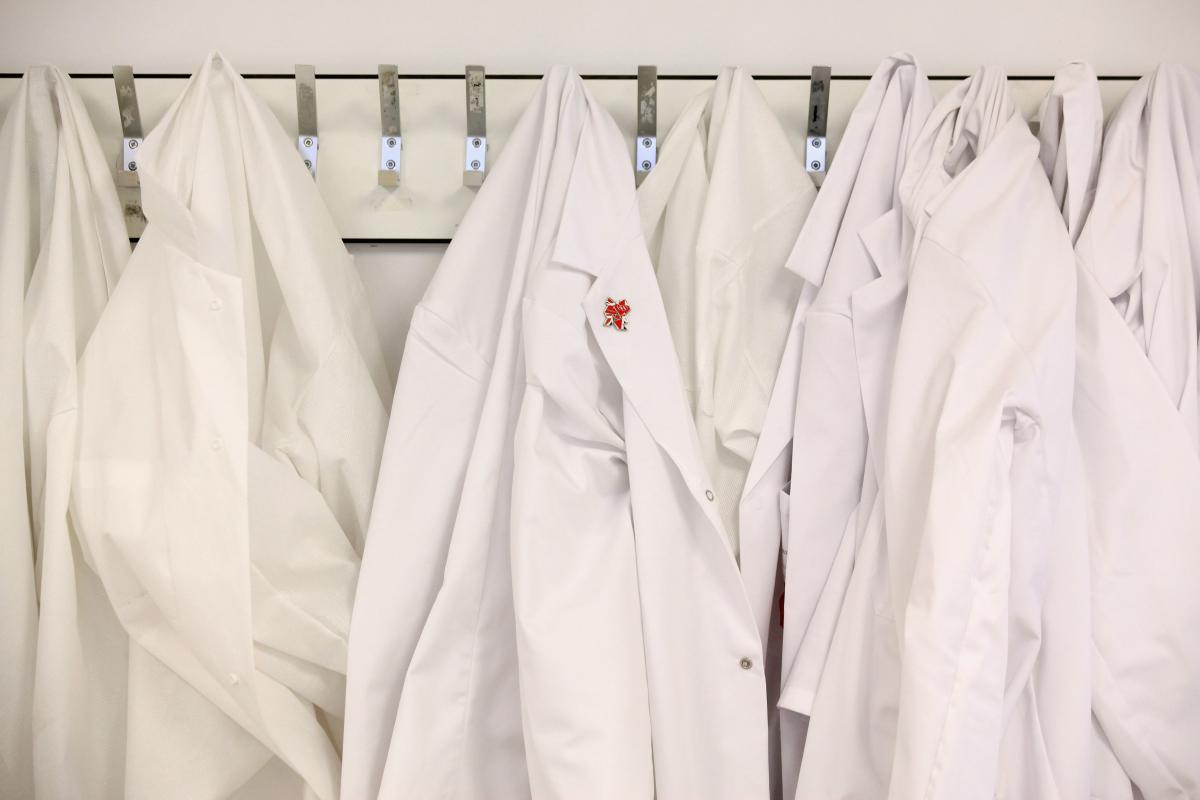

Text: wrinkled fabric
xmin=349 ymin=66 xmax=813 ymax=800
xmin=1071 ymin=64 xmax=1200 ymax=799
xmin=770 ymin=53 xmax=933 ymax=800
xmin=71 ymin=52 xmax=390 ymax=800
xmin=525 ymin=85 xmax=796 ymax=800
xmin=0 ymin=66 xmax=130 ymax=800
xmin=883 ymin=67 xmax=1092 ymax=800
xmin=638 ymin=67 xmax=816 ymax=561
xmin=343 ymin=68 xmax=623 ymax=800
xmin=1077 ymin=63 xmax=1200 ymax=448
xmin=635 ymin=69 xmax=815 ymax=796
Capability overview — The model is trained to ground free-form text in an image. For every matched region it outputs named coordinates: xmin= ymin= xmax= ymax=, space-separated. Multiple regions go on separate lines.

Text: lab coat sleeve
xmin=885 ymin=239 xmax=1065 ymax=799
xmin=341 ymin=303 xmax=490 ymax=800
xmin=510 ymin=298 xmax=654 ymax=800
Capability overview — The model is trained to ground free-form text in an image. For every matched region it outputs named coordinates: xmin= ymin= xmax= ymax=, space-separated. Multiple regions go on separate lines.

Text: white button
xmin=210 ymin=438 xmax=223 ymax=451
xmin=228 ymin=672 xmax=240 ymax=685
xmin=209 ymin=299 xmax=223 ymax=311
xmin=739 ymin=657 xmax=753 ymax=670
xmin=705 ymin=490 xmax=715 ymax=501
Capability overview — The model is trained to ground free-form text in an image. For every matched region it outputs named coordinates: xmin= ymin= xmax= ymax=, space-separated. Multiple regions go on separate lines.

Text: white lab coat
xmin=0 ymin=66 xmax=130 ymax=800
xmin=70 ymin=52 xmax=390 ymax=799
xmin=516 ymin=65 xmax=814 ymax=798
xmin=1071 ymin=64 xmax=1200 ymax=798
xmin=1038 ymin=66 xmax=1136 ymax=798
xmin=1078 ymin=64 xmax=1200 ymax=448
xmin=883 ymin=68 xmax=1092 ymax=799
xmin=772 ymin=53 xmax=933 ymax=800
xmin=343 ymin=68 xmax=610 ymax=800
xmin=347 ymin=66 xmax=812 ymax=799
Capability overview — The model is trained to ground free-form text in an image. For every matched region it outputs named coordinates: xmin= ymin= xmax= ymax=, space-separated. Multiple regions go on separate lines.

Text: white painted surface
xmin=0 ymin=0 xmax=1196 ymax=75
xmin=351 ymin=243 xmax=441 ymax=381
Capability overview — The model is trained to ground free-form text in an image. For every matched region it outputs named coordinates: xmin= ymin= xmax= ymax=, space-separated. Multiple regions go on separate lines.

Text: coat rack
xmin=0 ymin=69 xmax=1142 ymax=244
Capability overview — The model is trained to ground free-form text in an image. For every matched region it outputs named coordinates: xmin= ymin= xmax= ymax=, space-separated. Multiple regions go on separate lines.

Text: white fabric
xmin=343 ymin=68 xmax=614 ymax=800
xmin=638 ymin=67 xmax=815 ymax=560
xmin=882 ymin=68 xmax=1092 ymax=799
xmin=1035 ymin=62 xmax=1103 ymax=244
xmin=635 ymin=69 xmax=815 ymax=797
xmin=70 ymin=52 xmax=390 ymax=800
xmin=772 ymin=53 xmax=933 ymax=800
xmin=1072 ymin=64 xmax=1200 ymax=799
xmin=0 ymin=66 xmax=131 ymax=800
xmin=1078 ymin=63 xmax=1200 ymax=449
xmin=347 ymin=65 xmax=813 ymax=800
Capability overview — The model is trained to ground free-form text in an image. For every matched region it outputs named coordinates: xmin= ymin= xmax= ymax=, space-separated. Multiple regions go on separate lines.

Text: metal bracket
xmin=463 ymin=64 xmax=487 ymax=187
xmin=112 ymin=65 xmax=144 ymax=187
xmin=295 ymin=64 xmax=319 ymax=178
xmin=635 ymin=65 xmax=657 ymax=186
xmin=377 ymin=64 xmax=402 ymax=187
xmin=805 ymin=65 xmax=831 ymax=178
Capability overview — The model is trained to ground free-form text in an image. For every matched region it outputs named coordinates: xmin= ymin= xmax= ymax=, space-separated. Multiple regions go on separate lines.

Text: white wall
xmin=2 ymin=0 xmax=1197 ymax=75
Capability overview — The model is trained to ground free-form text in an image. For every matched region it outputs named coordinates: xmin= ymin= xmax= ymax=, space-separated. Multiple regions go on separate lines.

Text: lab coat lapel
xmin=851 ymin=207 xmax=909 ymax=486
xmin=584 ymin=242 xmax=721 ymax=511
xmin=553 ymin=103 xmax=726 ymax=539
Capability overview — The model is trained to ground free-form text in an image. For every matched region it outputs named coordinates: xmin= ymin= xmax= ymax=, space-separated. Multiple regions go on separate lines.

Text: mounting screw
xmin=385 ymin=159 xmax=396 ymax=170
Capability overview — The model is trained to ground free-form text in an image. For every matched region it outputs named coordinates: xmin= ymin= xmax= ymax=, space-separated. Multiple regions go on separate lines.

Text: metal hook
xmin=377 ymin=64 xmax=403 ymax=187
xmin=463 ymin=65 xmax=487 ymax=187
xmin=112 ymin=65 xmax=144 ymax=188
xmin=806 ymin=65 xmax=831 ymax=181
xmin=635 ymin=65 xmax=657 ymax=186
xmin=295 ymin=64 xmax=319 ymax=178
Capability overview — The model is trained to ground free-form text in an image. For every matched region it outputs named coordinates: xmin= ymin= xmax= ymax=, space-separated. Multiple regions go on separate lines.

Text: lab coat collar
xmin=1074 ymin=74 xmax=1150 ymax=302
xmin=852 ymin=207 xmax=909 ymax=483
xmin=784 ymin=53 xmax=928 ymax=287
xmin=549 ymin=67 xmax=640 ymax=282
xmin=1036 ymin=62 xmax=1102 ymax=243
xmin=900 ymin=67 xmax=1026 ymax=239
xmin=583 ymin=222 xmax=729 ymax=539
xmin=638 ymin=66 xmax=813 ymax=267
xmin=1119 ymin=65 xmax=1200 ymax=348
xmin=137 ymin=51 xmax=376 ymax=374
